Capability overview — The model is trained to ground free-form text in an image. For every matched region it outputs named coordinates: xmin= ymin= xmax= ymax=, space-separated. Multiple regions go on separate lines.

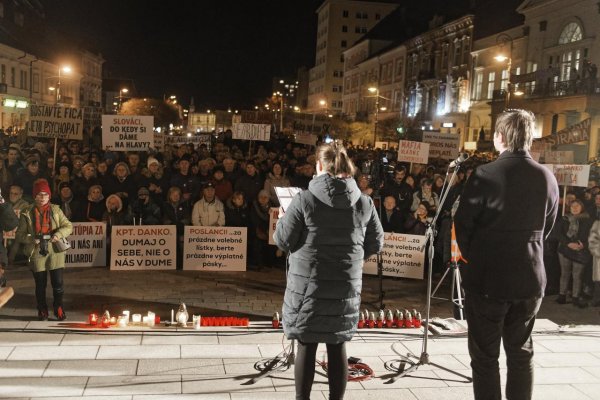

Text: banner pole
xmin=53 ymin=137 xmax=58 ymax=173
xmin=562 ymin=185 xmax=567 ymax=216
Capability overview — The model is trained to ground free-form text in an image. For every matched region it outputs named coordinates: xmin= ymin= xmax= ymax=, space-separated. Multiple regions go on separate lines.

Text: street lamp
xmin=118 ymin=88 xmax=129 ymax=112
xmin=494 ymin=33 xmax=524 ymax=108
xmin=53 ymin=65 xmax=72 ymax=104
xmin=368 ymin=87 xmax=380 ymax=146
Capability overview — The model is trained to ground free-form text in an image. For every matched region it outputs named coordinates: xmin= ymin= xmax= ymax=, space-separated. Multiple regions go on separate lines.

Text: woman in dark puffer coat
xmin=274 ymin=142 xmax=384 ymax=400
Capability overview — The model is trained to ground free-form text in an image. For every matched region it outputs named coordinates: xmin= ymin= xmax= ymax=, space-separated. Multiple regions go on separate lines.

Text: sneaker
xmin=37 ymin=309 xmax=48 ymax=321
xmin=54 ymin=306 xmax=67 ymax=321
xmin=556 ymin=294 xmax=567 ymax=304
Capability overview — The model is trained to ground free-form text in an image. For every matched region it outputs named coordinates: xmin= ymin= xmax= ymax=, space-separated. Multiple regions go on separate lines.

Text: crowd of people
xmin=0 ymin=133 xmax=598 ymax=306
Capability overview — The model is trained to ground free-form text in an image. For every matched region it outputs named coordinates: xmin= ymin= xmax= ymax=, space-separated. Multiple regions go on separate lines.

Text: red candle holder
xmin=88 ymin=313 xmax=98 ymax=326
xmin=100 ymin=317 xmax=110 ymax=328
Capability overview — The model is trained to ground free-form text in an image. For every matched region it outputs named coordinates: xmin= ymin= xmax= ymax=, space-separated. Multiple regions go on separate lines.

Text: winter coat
xmin=234 ymin=172 xmax=263 ymax=205
xmin=556 ymin=213 xmax=593 ymax=264
xmin=162 ymin=200 xmax=191 ymax=236
xmin=273 ymin=173 xmax=384 ymax=344
xmin=15 ymin=204 xmax=73 ymax=273
xmin=250 ymin=201 xmax=271 ymax=241
xmin=127 ymin=199 xmax=162 ymax=225
xmin=588 ymin=220 xmax=600 ymax=281
xmin=212 ymin=178 xmax=233 ymax=203
xmin=224 ymin=198 xmax=250 ymax=228
xmin=264 ymin=173 xmax=291 ymax=206
xmin=0 ymin=202 xmax=19 ymax=266
xmin=191 ymin=198 xmax=225 ymax=226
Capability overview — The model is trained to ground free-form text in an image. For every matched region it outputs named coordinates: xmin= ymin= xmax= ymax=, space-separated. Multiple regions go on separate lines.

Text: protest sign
xmin=153 ymin=131 xmax=164 ymax=150
xmin=65 ymin=222 xmax=106 ymax=268
xmin=543 ymin=164 xmax=590 ymax=187
xmin=268 ymin=207 xmax=279 ymax=246
xmin=183 ymin=226 xmax=247 ymax=271
xmin=544 ymin=151 xmax=574 ymax=164
xmin=397 ymin=140 xmax=430 ymax=164
xmin=188 ymin=113 xmax=216 ymax=131
xmin=422 ymin=131 xmax=460 ymax=160
xmin=232 ymin=123 xmax=271 ymax=141
xmin=110 ymin=225 xmax=176 ymax=270
xmin=83 ymin=106 xmax=103 ymax=132
xmin=363 ymin=232 xmax=426 ymax=279
xmin=295 ymin=132 xmax=318 ymax=146
xmin=102 ymin=115 xmax=154 ymax=151
xmin=28 ymin=105 xmax=83 ymax=140
xmin=165 ymin=134 xmax=211 ymax=147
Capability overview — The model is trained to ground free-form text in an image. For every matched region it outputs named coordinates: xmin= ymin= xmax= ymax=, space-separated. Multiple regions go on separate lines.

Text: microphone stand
xmin=386 ymin=161 xmax=472 ymax=384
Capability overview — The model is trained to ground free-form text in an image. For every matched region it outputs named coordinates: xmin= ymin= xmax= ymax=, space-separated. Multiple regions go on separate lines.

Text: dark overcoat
xmin=454 ymin=150 xmax=559 ymax=299
xmin=273 ymin=173 xmax=384 ymax=343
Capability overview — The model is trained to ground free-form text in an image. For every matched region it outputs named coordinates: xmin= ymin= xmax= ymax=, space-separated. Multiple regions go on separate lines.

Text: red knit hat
xmin=32 ymin=179 xmax=51 ymax=198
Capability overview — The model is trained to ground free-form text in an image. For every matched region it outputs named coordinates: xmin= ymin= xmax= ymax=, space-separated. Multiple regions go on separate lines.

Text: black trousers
xmin=32 ymin=269 xmax=64 ymax=311
xmin=295 ymin=341 xmax=347 ymax=400
xmin=465 ymin=292 xmax=542 ymax=400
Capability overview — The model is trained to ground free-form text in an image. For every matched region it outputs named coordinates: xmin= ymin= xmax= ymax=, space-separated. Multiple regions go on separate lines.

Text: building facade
xmin=468 ymin=0 xmax=600 ymax=160
xmin=307 ymin=0 xmax=398 ymax=114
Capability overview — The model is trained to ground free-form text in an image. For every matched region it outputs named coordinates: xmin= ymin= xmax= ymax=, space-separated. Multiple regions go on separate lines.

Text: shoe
xmin=573 ymin=297 xmax=588 ymax=309
xmin=37 ymin=309 xmax=49 ymax=321
xmin=54 ymin=306 xmax=67 ymax=321
xmin=556 ymin=294 xmax=567 ymax=304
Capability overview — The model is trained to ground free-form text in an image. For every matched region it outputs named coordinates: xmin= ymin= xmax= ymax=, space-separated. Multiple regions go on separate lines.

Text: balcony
xmin=520 ymin=79 xmax=600 ymax=98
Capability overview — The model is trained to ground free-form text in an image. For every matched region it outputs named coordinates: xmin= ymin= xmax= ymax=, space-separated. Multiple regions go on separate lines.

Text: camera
xmin=37 ymin=234 xmax=51 ymax=256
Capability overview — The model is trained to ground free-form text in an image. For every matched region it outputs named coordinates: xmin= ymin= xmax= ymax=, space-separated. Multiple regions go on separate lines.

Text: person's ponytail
xmin=317 ymin=141 xmax=356 ymax=177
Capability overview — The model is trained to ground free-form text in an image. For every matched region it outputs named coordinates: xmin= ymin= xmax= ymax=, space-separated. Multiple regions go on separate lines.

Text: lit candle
xmin=142 ymin=316 xmax=150 ymax=326
xmin=101 ymin=316 xmax=110 ymax=328
xmin=117 ymin=316 xmax=128 ymax=328
xmin=122 ymin=310 xmax=130 ymax=322
xmin=88 ymin=313 xmax=98 ymax=325
xmin=132 ymin=314 xmax=142 ymax=325
xmin=147 ymin=312 xmax=155 ymax=327
xmin=110 ymin=317 xmax=117 ymax=325
xmin=171 ymin=309 xmax=174 ymax=324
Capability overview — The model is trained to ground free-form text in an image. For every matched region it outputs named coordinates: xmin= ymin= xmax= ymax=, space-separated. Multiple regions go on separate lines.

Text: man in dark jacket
xmin=380 ymin=167 xmax=413 ymax=214
xmin=0 ymin=188 xmax=20 ymax=294
xmin=454 ymin=109 xmax=559 ymax=400
xmin=234 ymin=161 xmax=263 ymax=205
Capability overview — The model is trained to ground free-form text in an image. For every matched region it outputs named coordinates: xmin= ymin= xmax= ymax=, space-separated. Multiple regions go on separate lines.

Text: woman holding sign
xmin=274 ymin=141 xmax=384 ymax=400
xmin=15 ymin=179 xmax=72 ymax=321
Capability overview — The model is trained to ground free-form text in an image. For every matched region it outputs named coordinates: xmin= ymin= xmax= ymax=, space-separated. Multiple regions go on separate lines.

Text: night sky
xmin=40 ymin=1 xmax=324 ymax=110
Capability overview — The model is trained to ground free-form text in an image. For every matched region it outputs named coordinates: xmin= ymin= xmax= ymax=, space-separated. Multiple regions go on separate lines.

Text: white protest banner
xmin=295 ymin=132 xmax=318 ymax=146
xmin=544 ymin=151 xmax=574 ymax=164
xmin=183 ymin=226 xmax=247 ymax=271
xmin=153 ymin=131 xmax=164 ymax=150
xmin=28 ymin=105 xmax=83 ymax=140
xmin=65 ymin=222 xmax=106 ymax=268
xmin=268 ymin=207 xmax=279 ymax=245
xmin=363 ymin=233 xmax=426 ymax=279
xmin=543 ymin=164 xmax=591 ymax=187
xmin=398 ymin=140 xmax=430 ymax=164
xmin=3 ymin=209 xmax=19 ymax=240
xmin=102 ymin=115 xmax=154 ymax=151
xmin=110 ymin=225 xmax=176 ymax=270
xmin=422 ymin=131 xmax=460 ymax=160
xmin=165 ymin=134 xmax=211 ymax=146
xmin=232 ymin=123 xmax=271 ymax=141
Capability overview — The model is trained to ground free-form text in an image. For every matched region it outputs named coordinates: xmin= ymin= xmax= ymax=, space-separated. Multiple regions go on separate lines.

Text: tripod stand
xmin=386 ymin=160 xmax=472 ymax=384
xmin=431 ymin=260 xmax=465 ymax=320
xmin=246 ymin=338 xmax=296 ymax=384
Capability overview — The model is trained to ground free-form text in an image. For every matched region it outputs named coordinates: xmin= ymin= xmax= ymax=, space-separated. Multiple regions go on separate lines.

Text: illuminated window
xmin=559 ymin=22 xmax=582 ymax=44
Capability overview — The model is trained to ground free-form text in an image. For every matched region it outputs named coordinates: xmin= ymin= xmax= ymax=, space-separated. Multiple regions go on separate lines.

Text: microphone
xmin=449 ymin=153 xmax=469 ymax=168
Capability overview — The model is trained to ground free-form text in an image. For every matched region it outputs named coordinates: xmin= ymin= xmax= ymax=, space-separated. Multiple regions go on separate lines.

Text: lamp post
xmin=55 ymin=66 xmax=71 ymax=105
xmin=118 ymin=88 xmax=129 ymax=112
xmin=494 ymin=34 xmax=514 ymax=109
xmin=273 ymin=91 xmax=284 ymax=133
xmin=368 ymin=87 xmax=381 ymax=146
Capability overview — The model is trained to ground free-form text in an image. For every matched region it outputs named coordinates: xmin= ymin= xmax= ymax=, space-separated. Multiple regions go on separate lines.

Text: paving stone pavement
xmin=0 ymin=265 xmax=599 ymax=398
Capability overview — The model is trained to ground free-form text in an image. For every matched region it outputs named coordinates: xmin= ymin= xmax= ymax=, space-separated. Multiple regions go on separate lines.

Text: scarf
xmin=34 ymin=204 xmax=51 ymax=235
xmin=566 ymin=213 xmax=585 ymax=239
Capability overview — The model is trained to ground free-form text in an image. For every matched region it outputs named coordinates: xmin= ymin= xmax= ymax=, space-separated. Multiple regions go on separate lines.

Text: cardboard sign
xmin=65 ymin=222 xmax=106 ymax=268
xmin=183 ymin=226 xmax=247 ymax=271
xmin=165 ymin=134 xmax=211 ymax=146
xmin=153 ymin=131 xmax=164 ymax=150
xmin=422 ymin=131 xmax=460 ymax=160
xmin=28 ymin=105 xmax=83 ymax=140
xmin=110 ymin=225 xmax=176 ymax=270
xmin=363 ymin=233 xmax=426 ymax=279
xmin=102 ymin=115 xmax=154 ymax=151
xmin=232 ymin=123 xmax=271 ymax=141
xmin=397 ymin=140 xmax=430 ymax=164
xmin=83 ymin=106 xmax=103 ymax=132
xmin=268 ymin=207 xmax=279 ymax=246
xmin=543 ymin=164 xmax=591 ymax=187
